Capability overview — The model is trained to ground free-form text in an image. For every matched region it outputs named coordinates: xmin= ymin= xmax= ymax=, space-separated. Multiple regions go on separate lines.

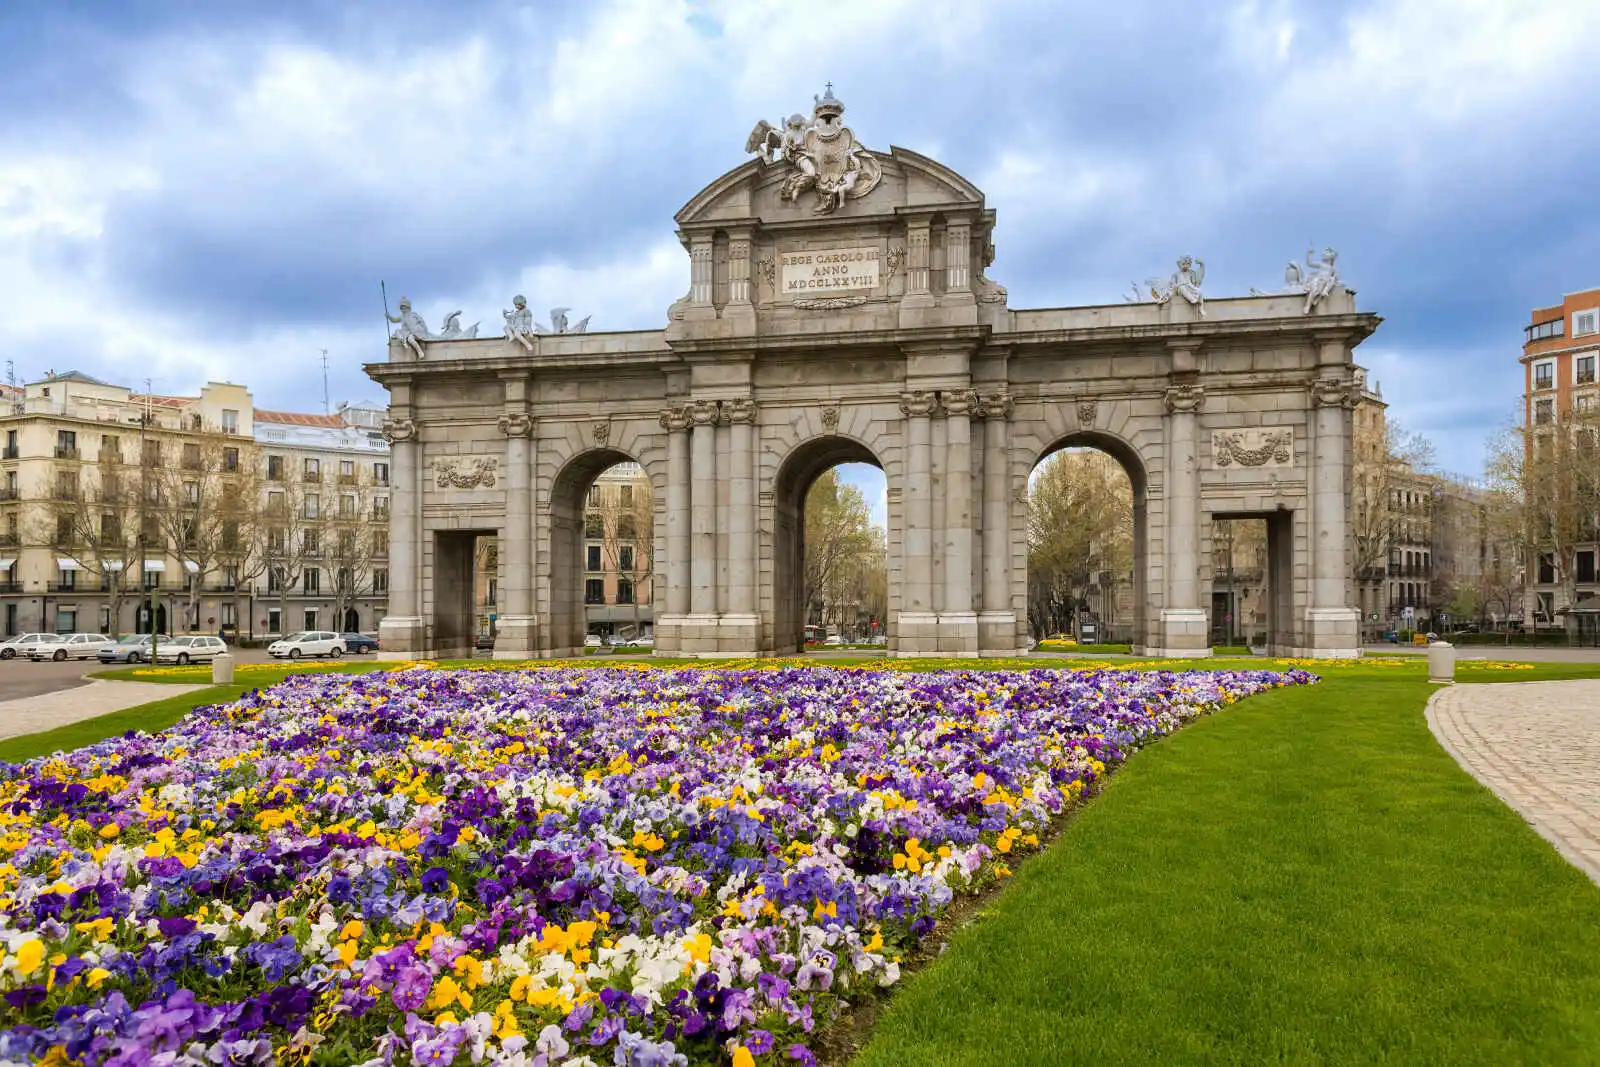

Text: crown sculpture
xmin=746 ymin=84 xmax=883 ymax=215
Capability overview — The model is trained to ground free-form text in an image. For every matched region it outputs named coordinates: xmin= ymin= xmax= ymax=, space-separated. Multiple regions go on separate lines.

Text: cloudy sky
xmin=4 ymin=0 xmax=1598 ymax=510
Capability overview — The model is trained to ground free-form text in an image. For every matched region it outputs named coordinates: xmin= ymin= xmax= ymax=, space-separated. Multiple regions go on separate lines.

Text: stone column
xmin=721 ymin=397 xmax=759 ymax=652
xmin=938 ymin=389 xmax=978 ymax=655
xmin=376 ymin=416 xmax=425 ymax=657
xmin=1307 ymin=368 xmax=1361 ymax=656
xmin=493 ymin=408 xmax=537 ymax=658
xmin=687 ymin=398 xmax=721 ymax=649
xmin=657 ymin=405 xmax=692 ymax=652
xmin=1159 ymin=380 xmax=1210 ymax=657
xmin=898 ymin=390 xmax=939 ymax=654
xmin=978 ymin=392 xmax=1016 ymax=654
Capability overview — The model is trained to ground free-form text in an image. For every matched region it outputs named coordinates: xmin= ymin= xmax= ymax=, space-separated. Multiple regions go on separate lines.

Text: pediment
xmin=675 ymin=146 xmax=987 ymax=230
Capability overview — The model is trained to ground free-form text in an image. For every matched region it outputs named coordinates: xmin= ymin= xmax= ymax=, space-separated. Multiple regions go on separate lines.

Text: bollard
xmin=1427 ymin=640 xmax=1455 ymax=685
xmin=212 ymin=652 xmax=235 ymax=685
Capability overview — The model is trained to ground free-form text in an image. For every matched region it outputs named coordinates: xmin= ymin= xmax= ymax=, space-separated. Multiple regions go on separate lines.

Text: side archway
xmin=1029 ymin=430 xmax=1150 ymax=649
xmin=769 ymin=435 xmax=885 ymax=655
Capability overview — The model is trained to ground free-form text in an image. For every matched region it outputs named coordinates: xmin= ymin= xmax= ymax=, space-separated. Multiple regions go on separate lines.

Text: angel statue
xmin=1171 ymin=255 xmax=1205 ymax=314
xmin=503 ymin=294 xmax=535 ymax=351
xmin=385 ymin=296 xmax=432 ymax=359
xmin=1301 ymin=245 xmax=1341 ymax=314
xmin=746 ymin=113 xmax=808 ymax=165
xmin=534 ymin=307 xmax=591 ymax=335
xmin=438 ymin=311 xmax=479 ymax=339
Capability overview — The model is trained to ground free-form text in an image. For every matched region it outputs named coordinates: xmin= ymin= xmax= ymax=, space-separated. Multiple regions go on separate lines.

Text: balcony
xmin=48 ymin=582 xmax=83 ymax=593
xmin=202 ymin=582 xmax=244 ymax=593
xmin=1 ymin=446 xmax=17 ymax=460
xmin=54 ymin=446 xmax=80 ymax=460
xmin=338 ymin=473 xmax=357 ymax=485
xmin=0 ymin=581 xmax=20 ymax=594
xmin=0 ymin=487 xmax=15 ymax=502
xmin=303 ymin=472 xmax=321 ymax=484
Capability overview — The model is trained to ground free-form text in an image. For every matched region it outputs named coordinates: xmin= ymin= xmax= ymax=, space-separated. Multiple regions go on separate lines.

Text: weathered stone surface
xmin=366 ymin=127 xmax=1378 ymax=659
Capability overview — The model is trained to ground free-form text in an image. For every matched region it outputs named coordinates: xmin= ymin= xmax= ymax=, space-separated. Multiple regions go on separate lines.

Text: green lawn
xmin=10 ymin=657 xmax=1600 ymax=1065
xmin=853 ymin=662 xmax=1600 ymax=1066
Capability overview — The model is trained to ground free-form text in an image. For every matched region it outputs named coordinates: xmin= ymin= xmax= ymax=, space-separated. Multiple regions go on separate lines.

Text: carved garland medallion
xmin=591 ymin=420 xmax=611 ymax=447
xmin=1212 ymin=429 xmax=1295 ymax=468
xmin=793 ymin=296 xmax=869 ymax=311
xmin=381 ymin=417 xmax=416 ymax=444
xmin=1076 ymin=398 xmax=1097 ymax=426
xmin=497 ymin=412 xmax=533 ymax=438
xmin=820 ymin=403 xmax=840 ymax=432
xmin=433 ymin=457 xmax=497 ymax=489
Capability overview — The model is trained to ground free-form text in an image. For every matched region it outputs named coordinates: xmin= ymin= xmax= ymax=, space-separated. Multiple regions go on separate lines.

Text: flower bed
xmin=0 ymin=665 xmax=1312 ymax=1065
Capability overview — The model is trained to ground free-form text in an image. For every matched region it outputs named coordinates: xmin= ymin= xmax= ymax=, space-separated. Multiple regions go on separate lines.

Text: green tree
xmin=804 ymin=469 xmax=882 ymax=638
xmin=1027 ymin=450 xmax=1133 ymax=640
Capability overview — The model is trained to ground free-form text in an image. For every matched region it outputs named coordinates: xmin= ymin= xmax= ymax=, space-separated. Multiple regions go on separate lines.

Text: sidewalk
xmin=0 ymin=680 xmax=209 ymax=741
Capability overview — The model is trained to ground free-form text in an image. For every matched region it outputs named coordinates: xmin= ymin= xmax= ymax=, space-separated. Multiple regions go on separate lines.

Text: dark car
xmin=340 ymin=632 xmax=380 ymax=653
xmin=475 ymin=633 xmax=495 ymax=651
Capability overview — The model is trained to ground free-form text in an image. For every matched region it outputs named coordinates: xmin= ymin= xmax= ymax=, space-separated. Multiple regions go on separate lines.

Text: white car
xmin=28 ymin=633 xmax=112 ymax=661
xmin=0 ymin=633 xmax=53 ymax=660
xmin=153 ymin=635 xmax=229 ymax=665
xmin=267 ymin=631 xmax=346 ymax=659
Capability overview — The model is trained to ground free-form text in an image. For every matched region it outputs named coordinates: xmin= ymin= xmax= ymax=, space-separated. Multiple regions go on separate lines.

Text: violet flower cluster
xmin=0 ymin=665 xmax=1311 ymax=1065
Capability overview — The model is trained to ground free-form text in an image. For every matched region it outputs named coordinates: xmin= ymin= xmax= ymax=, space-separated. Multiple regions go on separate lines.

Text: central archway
xmin=547 ymin=447 xmax=652 ymax=658
xmin=771 ymin=436 xmax=885 ymax=655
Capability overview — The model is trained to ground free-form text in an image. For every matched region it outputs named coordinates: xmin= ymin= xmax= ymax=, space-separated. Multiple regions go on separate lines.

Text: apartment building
xmin=582 ymin=461 xmax=654 ymax=639
xmin=0 ymin=370 xmax=389 ymax=638
xmin=1522 ymin=286 xmax=1600 ymax=633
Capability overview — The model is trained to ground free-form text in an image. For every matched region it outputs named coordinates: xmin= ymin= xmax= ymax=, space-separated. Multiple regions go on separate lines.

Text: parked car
xmin=266 ymin=631 xmax=346 ymax=659
xmin=583 ymin=634 xmax=603 ymax=648
xmin=475 ymin=633 xmax=495 ymax=651
xmin=154 ymin=635 xmax=229 ymax=665
xmin=98 ymin=635 xmax=156 ymax=664
xmin=28 ymin=633 xmax=111 ymax=661
xmin=0 ymin=633 xmax=53 ymax=660
xmin=341 ymin=632 xmax=380 ymax=653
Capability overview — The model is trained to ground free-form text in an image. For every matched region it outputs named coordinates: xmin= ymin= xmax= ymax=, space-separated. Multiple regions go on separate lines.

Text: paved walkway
xmin=0 ymin=680 xmax=209 ymax=741
xmin=1427 ymin=681 xmax=1600 ymax=885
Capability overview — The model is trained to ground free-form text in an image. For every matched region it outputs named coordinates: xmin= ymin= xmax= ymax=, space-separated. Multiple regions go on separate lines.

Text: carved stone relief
xmin=591 ymin=420 xmax=611 ymax=447
xmin=433 ymin=457 xmax=497 ymax=489
xmin=1075 ymin=398 xmax=1097 ymax=426
xmin=820 ymin=403 xmax=840 ymax=432
xmin=1212 ymin=428 xmax=1294 ymax=468
xmin=1163 ymin=384 xmax=1206 ymax=414
xmin=899 ymin=390 xmax=938 ymax=418
xmin=381 ymin=417 xmax=416 ymax=444
xmin=496 ymin=412 xmax=533 ymax=438
xmin=794 ymin=296 xmax=868 ymax=311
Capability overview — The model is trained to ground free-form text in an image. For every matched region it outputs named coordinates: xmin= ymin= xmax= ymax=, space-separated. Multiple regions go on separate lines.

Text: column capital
xmin=496 ymin=411 xmax=534 ymax=438
xmin=900 ymin=390 xmax=939 ymax=418
xmin=941 ymin=389 xmax=979 ymax=418
xmin=689 ymin=398 xmax=722 ymax=426
xmin=1163 ymin=384 xmax=1206 ymax=414
xmin=658 ymin=404 xmax=692 ymax=432
xmin=977 ymin=392 xmax=1013 ymax=420
xmin=1311 ymin=375 xmax=1359 ymax=409
xmin=723 ymin=397 xmax=758 ymax=424
xmin=381 ymin=417 xmax=417 ymax=444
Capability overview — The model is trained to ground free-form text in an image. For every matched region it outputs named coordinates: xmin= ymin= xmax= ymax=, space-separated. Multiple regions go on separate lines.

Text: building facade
xmin=0 ymin=371 xmax=390 ymax=638
xmin=1522 ymin=286 xmax=1600 ymax=631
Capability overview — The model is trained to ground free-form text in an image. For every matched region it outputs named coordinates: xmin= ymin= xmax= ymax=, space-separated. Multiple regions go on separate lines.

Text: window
xmin=620 ymin=485 xmax=633 ymax=508
xmin=487 ymin=579 xmax=497 ymax=605
xmin=101 ymin=513 xmax=119 ymax=540
xmin=56 ymin=609 xmax=76 ymax=633
xmin=222 ymin=521 xmax=239 ymax=551
xmin=619 ymin=545 xmax=634 ymax=571
xmin=182 ymin=443 xmax=201 ymax=469
xmin=587 ymin=486 xmax=601 ymax=507
xmin=1578 ymin=550 xmax=1597 ymax=585
xmin=268 ymin=567 xmax=286 ymax=593
xmin=101 ymin=434 xmax=121 ymax=463
xmin=4 ymin=429 xmax=16 ymax=458
xmin=143 ymin=567 xmax=160 ymax=589
xmin=584 ymin=578 xmax=605 ymax=604
xmin=143 ymin=439 xmax=160 ymax=466
xmin=340 ymin=494 xmax=356 ymax=518
xmin=372 ymin=568 xmax=389 ymax=595
xmin=190 ymin=414 xmax=202 ymax=431
xmin=1539 ymin=553 xmax=1556 ymax=584
xmin=1578 ymin=354 xmax=1597 ymax=385
xmin=56 ymin=430 xmax=78 ymax=459
xmin=304 ymin=568 xmax=320 ymax=594
xmin=222 ymin=563 xmax=239 ymax=588
xmin=338 ymin=530 xmax=356 ymax=556
xmin=617 ymin=578 xmax=634 ymax=604
xmin=220 ymin=602 xmax=236 ymax=626
xmin=268 ymin=608 xmax=282 ymax=634
xmin=223 ymin=446 xmax=239 ymax=472
xmin=586 ymin=545 xmax=602 ymax=571
xmin=373 ymin=496 xmax=390 ymax=520
xmin=372 ymin=531 xmax=388 ymax=557
xmin=1575 ymin=309 xmax=1599 ymax=337
xmin=58 ymin=566 xmax=76 ymax=590
xmin=54 ymin=470 xmax=78 ymax=500
xmin=267 ymin=455 xmax=285 ymax=481
xmin=337 ymin=567 xmax=352 ymax=591
xmin=304 ymin=609 xmax=318 ymax=631
xmin=304 ymin=528 xmax=320 ymax=556
xmin=339 ymin=460 xmax=355 ymax=483
xmin=584 ymin=515 xmax=603 ymax=538
xmin=1535 ymin=362 xmax=1554 ymax=390
xmin=184 ymin=481 xmax=199 ymax=504
xmin=303 ymin=457 xmax=320 ymax=481
xmin=145 ymin=480 xmax=162 ymax=504
xmin=1527 ymin=318 xmax=1564 ymax=341
xmin=1535 ymin=399 xmax=1554 ymax=425
xmin=304 ymin=493 xmax=320 ymax=519
xmin=374 ymin=462 xmax=390 ymax=486
xmin=222 ymin=409 xmax=239 ymax=434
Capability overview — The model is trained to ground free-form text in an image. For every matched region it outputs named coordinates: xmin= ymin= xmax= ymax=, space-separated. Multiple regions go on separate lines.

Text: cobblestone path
xmin=1427 ymin=681 xmax=1600 ymax=884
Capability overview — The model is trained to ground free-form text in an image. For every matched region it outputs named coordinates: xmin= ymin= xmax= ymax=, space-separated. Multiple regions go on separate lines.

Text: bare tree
xmin=1487 ymin=407 xmax=1600 ymax=637
xmin=1350 ymin=414 xmax=1436 ymax=638
xmin=597 ymin=469 xmax=654 ymax=637
xmin=260 ymin=476 xmax=319 ymax=634
xmin=152 ymin=436 xmax=258 ymax=633
xmin=326 ymin=471 xmax=380 ymax=631
xmin=803 ymin=469 xmax=879 ymax=637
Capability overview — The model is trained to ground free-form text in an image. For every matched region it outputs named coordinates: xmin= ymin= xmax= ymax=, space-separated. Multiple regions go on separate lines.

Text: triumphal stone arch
xmin=367 ymin=90 xmax=1378 ymax=660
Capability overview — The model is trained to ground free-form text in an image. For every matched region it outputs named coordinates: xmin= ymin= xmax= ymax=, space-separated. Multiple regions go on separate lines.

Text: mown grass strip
xmin=851 ymin=666 xmax=1600 ymax=1067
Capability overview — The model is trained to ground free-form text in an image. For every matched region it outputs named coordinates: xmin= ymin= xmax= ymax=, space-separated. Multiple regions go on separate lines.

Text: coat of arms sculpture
xmin=746 ymin=85 xmax=883 ymax=215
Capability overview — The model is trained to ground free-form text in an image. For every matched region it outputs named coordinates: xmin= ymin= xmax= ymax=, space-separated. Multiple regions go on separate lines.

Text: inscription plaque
xmin=780 ymin=247 xmax=880 ymax=295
